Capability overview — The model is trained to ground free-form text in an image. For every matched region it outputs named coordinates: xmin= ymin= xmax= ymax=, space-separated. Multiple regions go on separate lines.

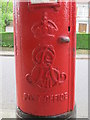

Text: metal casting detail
xmin=31 ymin=12 xmax=58 ymax=39
xmin=26 ymin=45 xmax=66 ymax=88
xmin=23 ymin=92 xmax=68 ymax=103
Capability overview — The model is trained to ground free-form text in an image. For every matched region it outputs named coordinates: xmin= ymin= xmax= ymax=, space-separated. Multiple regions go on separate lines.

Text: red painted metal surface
xmin=14 ymin=1 xmax=76 ymax=116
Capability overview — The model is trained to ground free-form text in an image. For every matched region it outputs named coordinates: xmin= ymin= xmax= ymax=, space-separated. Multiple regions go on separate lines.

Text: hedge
xmin=76 ymin=34 xmax=89 ymax=50
xmin=0 ymin=32 xmax=14 ymax=47
xmin=0 ymin=32 xmax=89 ymax=49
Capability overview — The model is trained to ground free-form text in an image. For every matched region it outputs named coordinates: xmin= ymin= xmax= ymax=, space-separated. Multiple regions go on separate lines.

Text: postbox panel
xmin=14 ymin=1 xmax=76 ymax=116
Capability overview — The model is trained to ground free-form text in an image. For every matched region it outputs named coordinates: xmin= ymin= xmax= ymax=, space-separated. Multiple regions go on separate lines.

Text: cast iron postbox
xmin=14 ymin=0 xmax=76 ymax=119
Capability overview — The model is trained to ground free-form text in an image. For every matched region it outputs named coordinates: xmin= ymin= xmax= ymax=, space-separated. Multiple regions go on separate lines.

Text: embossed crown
xmin=31 ymin=13 xmax=58 ymax=39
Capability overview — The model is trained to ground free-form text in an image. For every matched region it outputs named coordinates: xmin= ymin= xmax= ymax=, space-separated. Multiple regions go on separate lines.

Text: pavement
xmin=0 ymin=52 xmax=88 ymax=119
xmin=0 ymin=51 xmax=14 ymax=57
xmin=0 ymin=51 xmax=90 ymax=59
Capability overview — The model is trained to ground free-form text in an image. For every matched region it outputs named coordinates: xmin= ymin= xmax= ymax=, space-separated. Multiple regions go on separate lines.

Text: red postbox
xmin=14 ymin=0 xmax=76 ymax=119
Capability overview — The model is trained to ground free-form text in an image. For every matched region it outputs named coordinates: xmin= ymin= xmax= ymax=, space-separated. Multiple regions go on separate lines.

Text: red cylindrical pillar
xmin=14 ymin=0 xmax=76 ymax=119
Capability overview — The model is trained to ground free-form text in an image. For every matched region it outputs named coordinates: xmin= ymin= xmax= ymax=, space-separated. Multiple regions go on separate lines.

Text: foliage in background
xmin=77 ymin=34 xmax=89 ymax=49
xmin=0 ymin=33 xmax=89 ymax=50
xmin=0 ymin=32 xmax=13 ymax=47
xmin=0 ymin=0 xmax=13 ymax=32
